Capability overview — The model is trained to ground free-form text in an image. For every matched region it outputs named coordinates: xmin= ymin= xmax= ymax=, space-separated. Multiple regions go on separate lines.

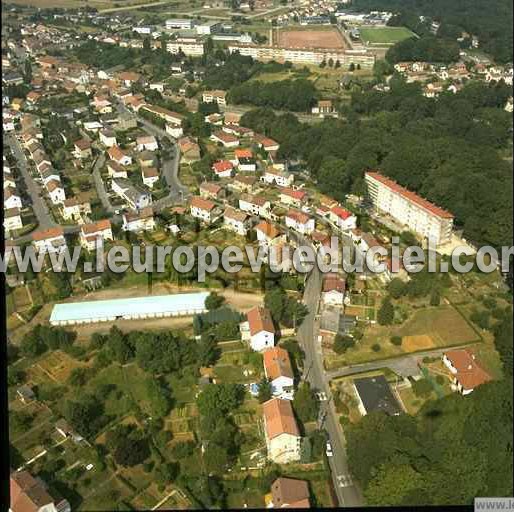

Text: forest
xmin=240 ymin=78 xmax=513 ymax=250
xmin=354 ymin=0 xmax=513 ymax=63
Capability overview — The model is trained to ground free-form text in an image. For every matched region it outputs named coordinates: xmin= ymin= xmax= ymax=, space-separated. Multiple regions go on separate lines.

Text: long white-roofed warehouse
xmin=49 ymin=292 xmax=209 ymax=326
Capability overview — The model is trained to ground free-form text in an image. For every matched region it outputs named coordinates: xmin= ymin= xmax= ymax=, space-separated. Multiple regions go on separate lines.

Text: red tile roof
xmin=247 ymin=306 xmax=275 ymax=336
xmin=212 ymin=160 xmax=233 ymax=173
xmin=281 ymin=188 xmax=307 ymax=201
xmin=263 ymin=347 xmax=294 ymax=381
xmin=263 ymin=398 xmax=299 ymax=439
xmin=32 ymin=227 xmax=64 ymax=241
xmin=271 ymin=478 xmax=310 ymax=509
xmin=444 ymin=349 xmax=492 ymax=391
xmin=331 ymin=205 xmax=353 ymax=220
xmin=366 ymin=171 xmax=454 ymax=219
xmin=191 ymin=196 xmax=216 ymax=212
xmin=286 ymin=209 xmax=311 ymax=225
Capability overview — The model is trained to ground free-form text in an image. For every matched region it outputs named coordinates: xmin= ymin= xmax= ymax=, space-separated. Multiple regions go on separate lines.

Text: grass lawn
xmin=360 ymin=26 xmax=416 ymax=45
xmin=325 ymin=305 xmax=482 ymax=368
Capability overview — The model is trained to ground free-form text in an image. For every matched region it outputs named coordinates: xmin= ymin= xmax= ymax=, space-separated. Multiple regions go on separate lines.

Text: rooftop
xmin=50 ymin=292 xmax=209 ymax=324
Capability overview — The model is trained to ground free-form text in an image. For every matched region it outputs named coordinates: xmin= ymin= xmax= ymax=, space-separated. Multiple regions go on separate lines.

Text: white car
xmin=326 ymin=441 xmax=333 ymax=457
xmin=85 ymin=463 xmax=94 ymax=471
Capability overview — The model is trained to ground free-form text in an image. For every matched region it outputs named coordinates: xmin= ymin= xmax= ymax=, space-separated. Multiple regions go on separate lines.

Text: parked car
xmin=326 ymin=441 xmax=333 ymax=457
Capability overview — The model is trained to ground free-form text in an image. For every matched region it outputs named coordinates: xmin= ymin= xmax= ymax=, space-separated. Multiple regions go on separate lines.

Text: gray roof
xmin=353 ymin=375 xmax=402 ymax=416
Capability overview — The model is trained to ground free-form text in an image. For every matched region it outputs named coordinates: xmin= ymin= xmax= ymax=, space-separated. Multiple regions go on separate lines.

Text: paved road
xmin=91 ymin=153 xmax=115 ymax=214
xmin=115 ymin=103 xmax=189 ymax=206
xmin=5 ymin=133 xmax=56 ymax=231
xmin=326 ymin=343 xmax=478 ymax=381
xmin=293 ymin=229 xmax=363 ymax=507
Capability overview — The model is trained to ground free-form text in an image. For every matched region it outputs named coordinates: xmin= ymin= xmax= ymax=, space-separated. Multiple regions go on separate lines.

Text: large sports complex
xmin=49 ymin=292 xmax=209 ymax=326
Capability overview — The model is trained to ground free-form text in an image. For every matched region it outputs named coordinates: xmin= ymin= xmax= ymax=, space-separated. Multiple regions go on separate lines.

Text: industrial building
xmin=49 ymin=292 xmax=209 ymax=326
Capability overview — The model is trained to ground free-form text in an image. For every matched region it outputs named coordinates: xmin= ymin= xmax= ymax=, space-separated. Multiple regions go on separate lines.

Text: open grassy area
xmin=325 ymin=304 xmax=482 ymax=368
xmin=359 ymin=26 xmax=416 ymax=45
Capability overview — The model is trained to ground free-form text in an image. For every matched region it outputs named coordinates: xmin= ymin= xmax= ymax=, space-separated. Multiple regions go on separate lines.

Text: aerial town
xmin=3 ymin=0 xmax=513 ymax=510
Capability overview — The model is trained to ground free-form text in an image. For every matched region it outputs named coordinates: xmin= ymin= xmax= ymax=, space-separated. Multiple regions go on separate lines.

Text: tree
xmin=257 ymin=378 xmax=273 ymax=403
xmin=24 ymin=59 xmax=32 ymax=83
xmin=292 ymin=382 xmax=319 ymax=424
xmin=114 ymin=437 xmax=150 ymax=467
xmin=63 ymin=395 xmax=104 ymax=438
xmin=493 ymin=314 xmax=513 ymax=375
xmin=205 ymin=291 xmax=226 ymax=310
xmin=349 ymin=63 xmax=355 ymax=72
xmin=197 ymin=333 xmax=221 ymax=367
xmin=429 ymin=289 xmax=441 ymax=306
xmin=335 ymin=59 xmax=341 ymax=68
xmin=377 ymin=297 xmax=395 ymax=325
xmin=328 ymin=58 xmax=334 ymax=68
xmin=145 ymin=377 xmax=172 ymax=418
xmin=197 ymin=383 xmax=245 ymax=423
xmin=171 ymin=441 xmax=196 ymax=459
xmin=203 ymin=443 xmax=230 ymax=474
xmin=320 ymin=59 xmax=327 ymax=68
xmin=68 ymin=368 xmax=90 ymax=387
xmin=20 ymin=331 xmax=47 ymax=357
xmin=154 ymin=462 xmax=179 ymax=484
xmin=387 ymin=278 xmax=406 ymax=299
xmin=390 ymin=336 xmax=402 ymax=346
xmin=333 ymin=334 xmax=355 ymax=354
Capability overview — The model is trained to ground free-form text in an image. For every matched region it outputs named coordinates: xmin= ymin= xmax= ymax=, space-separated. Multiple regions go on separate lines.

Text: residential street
xmin=5 ymin=133 xmax=56 ymax=231
xmin=294 ymin=229 xmax=363 ymax=507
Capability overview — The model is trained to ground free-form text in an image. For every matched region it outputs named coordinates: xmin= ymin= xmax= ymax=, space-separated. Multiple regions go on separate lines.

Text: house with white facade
xmin=142 ymin=167 xmax=160 ymax=189
xmin=262 ymin=398 xmax=301 ymax=464
xmin=210 ymin=130 xmax=239 ymax=148
xmin=112 ymin=178 xmax=152 ymax=210
xmin=279 ymin=188 xmax=307 ymax=208
xmin=322 ymin=273 xmax=346 ymax=306
xmin=108 ymin=146 xmax=132 ymax=166
xmin=4 ymin=187 xmax=22 ymax=209
xmin=32 ymin=227 xmax=67 ymax=254
xmin=240 ymin=306 xmax=276 ymax=352
xmin=80 ymin=219 xmax=113 ymax=251
xmin=239 ymin=194 xmax=270 ymax=218
xmin=284 ymin=209 xmax=315 ymax=235
xmin=442 ymin=349 xmax=492 ymax=395
xmin=212 ymin=160 xmax=234 ymax=178
xmin=99 ymin=129 xmax=117 ymax=147
xmin=329 ymin=205 xmax=357 ymax=231
xmin=122 ymin=207 xmax=156 ymax=232
xmin=190 ymin=196 xmax=219 ymax=224
xmin=136 ymin=135 xmax=158 ymax=152
xmin=61 ymin=197 xmax=91 ymax=221
xmin=47 ymin=179 xmax=66 ymax=204
xmin=223 ymin=206 xmax=250 ymax=236
xmin=262 ymin=168 xmax=294 ymax=188
xmin=263 ymin=347 xmax=295 ymax=400
xmin=255 ymin=221 xmax=284 ymax=247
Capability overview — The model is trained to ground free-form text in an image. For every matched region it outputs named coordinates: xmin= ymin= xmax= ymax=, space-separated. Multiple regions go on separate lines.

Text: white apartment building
xmin=165 ymin=19 xmax=195 ymax=30
xmin=166 ymin=41 xmax=204 ymax=56
xmin=365 ymin=171 xmax=454 ymax=246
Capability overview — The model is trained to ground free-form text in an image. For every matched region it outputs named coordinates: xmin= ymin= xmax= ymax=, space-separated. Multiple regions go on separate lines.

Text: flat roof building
xmin=353 ymin=375 xmax=402 ymax=416
xmin=50 ymin=292 xmax=209 ymax=326
xmin=365 ymin=171 xmax=454 ymax=246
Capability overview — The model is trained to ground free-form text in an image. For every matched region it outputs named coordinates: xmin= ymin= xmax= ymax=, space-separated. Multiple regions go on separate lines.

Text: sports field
xmin=275 ymin=27 xmax=346 ymax=50
xmin=359 ymin=26 xmax=415 ymax=45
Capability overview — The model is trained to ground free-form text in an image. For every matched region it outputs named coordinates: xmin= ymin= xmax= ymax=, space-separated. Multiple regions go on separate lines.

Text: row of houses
xmin=3 ymin=156 xmax=24 ymax=235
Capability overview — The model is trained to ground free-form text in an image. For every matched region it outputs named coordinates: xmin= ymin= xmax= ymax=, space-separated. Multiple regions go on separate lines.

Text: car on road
xmin=326 ymin=441 xmax=333 ymax=457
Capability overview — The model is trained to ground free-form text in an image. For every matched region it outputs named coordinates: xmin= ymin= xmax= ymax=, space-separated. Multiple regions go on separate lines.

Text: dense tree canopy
xmin=354 ymin=0 xmax=513 ymax=63
xmin=240 ymin=79 xmax=513 ymax=249
xmin=347 ymin=379 xmax=513 ymax=505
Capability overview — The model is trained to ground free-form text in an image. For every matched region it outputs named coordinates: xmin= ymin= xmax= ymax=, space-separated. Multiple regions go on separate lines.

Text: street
xmin=5 ymin=133 xmax=56 ymax=231
xmin=296 ymin=247 xmax=363 ymax=507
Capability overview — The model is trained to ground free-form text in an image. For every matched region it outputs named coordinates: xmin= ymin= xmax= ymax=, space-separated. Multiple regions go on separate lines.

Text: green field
xmin=360 ymin=26 xmax=415 ymax=45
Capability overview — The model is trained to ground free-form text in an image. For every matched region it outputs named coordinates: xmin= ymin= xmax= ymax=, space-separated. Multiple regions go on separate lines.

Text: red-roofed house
xmin=442 ymin=349 xmax=492 ymax=395
xmin=212 ymin=160 xmax=233 ymax=178
xmin=223 ymin=206 xmax=250 ymax=236
xmin=10 ymin=470 xmax=71 ymax=512
xmin=241 ymin=306 xmax=276 ymax=351
xmin=269 ymin=477 xmax=310 ymax=508
xmin=80 ymin=220 xmax=113 ymax=251
xmin=263 ymin=347 xmax=295 ymax=400
xmin=255 ymin=221 xmax=284 ymax=247
xmin=239 ymin=194 xmax=271 ymax=217
xmin=210 ymin=130 xmax=240 ymax=148
xmin=322 ymin=273 xmax=346 ymax=306
xmin=190 ymin=196 xmax=219 ymax=224
xmin=285 ymin=209 xmax=315 ymax=235
xmin=279 ymin=188 xmax=307 ymax=208
xmin=32 ymin=227 xmax=67 ymax=254
xmin=329 ymin=206 xmax=356 ymax=231
xmin=200 ymin=182 xmax=224 ymax=201
xmin=108 ymin=146 xmax=132 ymax=166
xmin=262 ymin=398 xmax=301 ymax=463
